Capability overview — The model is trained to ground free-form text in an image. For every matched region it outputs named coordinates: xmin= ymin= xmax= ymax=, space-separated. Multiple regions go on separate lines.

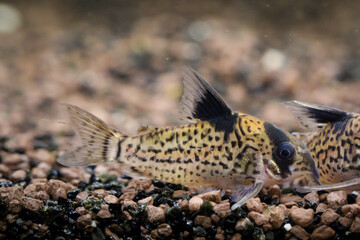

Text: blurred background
xmin=1 ymin=0 xmax=360 ymax=146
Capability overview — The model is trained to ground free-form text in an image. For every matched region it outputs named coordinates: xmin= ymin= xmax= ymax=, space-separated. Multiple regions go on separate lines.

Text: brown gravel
xmin=269 ymin=205 xmax=286 ymax=229
xmin=213 ymin=200 xmax=231 ymax=219
xmin=147 ymin=205 xmax=165 ymax=223
xmin=246 ymin=197 xmax=264 ymax=213
xmin=194 ymin=215 xmax=212 ymax=228
xmin=97 ymin=205 xmax=113 ymax=218
xmin=321 ymin=208 xmax=339 ymax=225
xmin=290 ymin=225 xmax=310 ymax=240
xmin=350 ymin=217 xmax=360 ymax=233
xmin=157 ymin=223 xmax=172 ymax=237
xmin=290 ymin=207 xmax=314 ymax=227
xmin=304 ymin=191 xmax=319 ymax=204
xmin=196 ymin=190 xmax=222 ymax=203
xmin=247 ymin=211 xmax=269 ymax=226
xmin=189 ymin=196 xmax=203 ymax=212
xmin=235 ymin=218 xmax=253 ymax=231
xmin=310 ymin=225 xmax=335 ymax=240
xmin=327 ymin=190 xmax=347 ymax=208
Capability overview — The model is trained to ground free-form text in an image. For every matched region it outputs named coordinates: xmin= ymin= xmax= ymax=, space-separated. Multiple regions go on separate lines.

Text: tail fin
xmin=57 ymin=104 xmax=126 ymax=167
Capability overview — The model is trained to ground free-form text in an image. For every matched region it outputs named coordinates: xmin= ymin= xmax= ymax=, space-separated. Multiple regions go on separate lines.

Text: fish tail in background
xmin=57 ymin=104 xmax=126 ymax=166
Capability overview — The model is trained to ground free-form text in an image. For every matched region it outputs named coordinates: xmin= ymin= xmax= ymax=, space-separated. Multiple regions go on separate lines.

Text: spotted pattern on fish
xmin=286 ymin=101 xmax=360 ymax=189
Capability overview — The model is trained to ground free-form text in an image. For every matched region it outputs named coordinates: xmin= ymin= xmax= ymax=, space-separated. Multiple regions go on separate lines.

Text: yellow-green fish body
xmin=58 ymin=68 xmax=320 ymax=209
xmin=286 ymin=101 xmax=360 ymax=192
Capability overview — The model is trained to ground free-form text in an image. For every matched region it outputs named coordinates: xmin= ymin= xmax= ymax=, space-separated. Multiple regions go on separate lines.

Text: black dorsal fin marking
xmin=180 ymin=67 xmax=236 ymax=141
xmin=180 ymin=66 xmax=233 ymax=122
xmin=285 ymin=101 xmax=349 ymax=131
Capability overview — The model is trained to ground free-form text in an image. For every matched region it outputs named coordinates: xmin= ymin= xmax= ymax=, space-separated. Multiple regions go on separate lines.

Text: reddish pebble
xmin=246 ymin=198 xmax=264 ymax=213
xmin=327 ymin=191 xmax=347 ymax=209
xmin=290 ymin=208 xmax=314 ymax=227
xmin=75 ymin=191 xmax=88 ymax=202
xmin=310 ymin=225 xmax=335 ymax=240
xmin=147 ymin=205 xmax=165 ymax=223
xmin=104 ymin=195 xmax=118 ymax=204
xmin=304 ymin=191 xmax=319 ymax=204
xmin=290 ymin=225 xmax=310 ymax=240
xmin=97 ymin=205 xmax=113 ymax=218
xmin=196 ymin=190 xmax=221 ymax=203
xmin=350 ymin=217 xmax=360 ymax=233
xmin=320 ymin=209 xmax=339 ymax=225
xmin=270 ymin=206 xmax=286 ymax=229
xmin=10 ymin=170 xmax=26 ymax=181
xmin=248 ymin=211 xmax=269 ymax=226
xmin=189 ymin=196 xmax=203 ymax=212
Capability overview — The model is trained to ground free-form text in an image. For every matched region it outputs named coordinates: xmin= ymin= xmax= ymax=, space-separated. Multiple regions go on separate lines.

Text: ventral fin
xmin=296 ymin=177 xmax=360 ymax=193
xmin=230 ymin=180 xmax=264 ymax=211
xmin=180 ymin=67 xmax=233 ymax=122
xmin=285 ymin=101 xmax=349 ymax=131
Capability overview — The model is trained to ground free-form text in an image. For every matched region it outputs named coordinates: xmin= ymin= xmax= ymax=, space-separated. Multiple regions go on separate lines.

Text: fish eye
xmin=276 ymin=142 xmax=295 ymax=160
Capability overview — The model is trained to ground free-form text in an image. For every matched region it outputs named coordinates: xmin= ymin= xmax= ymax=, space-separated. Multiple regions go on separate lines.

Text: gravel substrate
xmin=0 ymin=135 xmax=360 ymax=240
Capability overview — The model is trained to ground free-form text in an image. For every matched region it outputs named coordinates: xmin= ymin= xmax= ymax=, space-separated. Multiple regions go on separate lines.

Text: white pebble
xmin=283 ymin=223 xmax=292 ymax=231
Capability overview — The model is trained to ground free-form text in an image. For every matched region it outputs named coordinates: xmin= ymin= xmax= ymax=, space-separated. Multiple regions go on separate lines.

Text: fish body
xmin=58 ymin=68 xmax=319 ymax=209
xmin=286 ymin=101 xmax=360 ymax=192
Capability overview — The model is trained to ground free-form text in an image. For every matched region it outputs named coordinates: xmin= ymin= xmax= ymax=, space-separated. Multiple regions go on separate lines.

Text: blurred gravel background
xmin=1 ymin=0 xmax=360 ymax=140
xmin=1 ymin=1 xmax=360 ymax=239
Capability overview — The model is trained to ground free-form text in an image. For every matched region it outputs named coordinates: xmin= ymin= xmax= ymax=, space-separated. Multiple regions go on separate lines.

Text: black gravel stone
xmin=0 ymin=181 xmax=12 ymax=187
xmin=153 ymin=179 xmax=166 ymax=188
xmin=89 ymin=174 xmax=101 ymax=183
xmin=347 ymin=193 xmax=357 ymax=204
xmin=313 ymin=212 xmax=322 ymax=224
xmin=33 ymin=133 xmax=58 ymax=151
xmin=47 ymin=169 xmax=62 ymax=180
xmin=270 ymin=197 xmax=280 ymax=205
xmin=260 ymin=194 xmax=272 ymax=204
xmin=67 ymin=189 xmax=81 ymax=200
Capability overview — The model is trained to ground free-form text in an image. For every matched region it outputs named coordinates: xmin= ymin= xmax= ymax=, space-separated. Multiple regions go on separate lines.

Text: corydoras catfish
xmin=58 ymin=67 xmax=320 ymax=210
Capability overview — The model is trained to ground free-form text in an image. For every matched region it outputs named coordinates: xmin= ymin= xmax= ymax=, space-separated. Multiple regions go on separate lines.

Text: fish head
xmin=262 ymin=122 xmax=320 ymax=185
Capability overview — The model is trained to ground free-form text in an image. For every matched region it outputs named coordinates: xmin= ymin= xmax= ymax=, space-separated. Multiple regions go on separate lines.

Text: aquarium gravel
xmin=0 ymin=134 xmax=360 ymax=240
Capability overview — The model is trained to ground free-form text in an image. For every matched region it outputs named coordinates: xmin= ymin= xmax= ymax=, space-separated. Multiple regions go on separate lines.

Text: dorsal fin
xmin=285 ymin=101 xmax=349 ymax=131
xmin=180 ymin=66 xmax=233 ymax=122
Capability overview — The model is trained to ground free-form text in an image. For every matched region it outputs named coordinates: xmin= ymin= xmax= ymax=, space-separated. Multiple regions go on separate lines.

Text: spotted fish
xmin=57 ymin=67 xmax=319 ymax=209
xmin=285 ymin=101 xmax=360 ymax=192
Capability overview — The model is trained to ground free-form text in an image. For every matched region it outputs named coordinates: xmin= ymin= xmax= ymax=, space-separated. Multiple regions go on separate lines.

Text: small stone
xmin=122 ymin=200 xmax=137 ymax=209
xmin=341 ymin=204 xmax=360 ymax=217
xmin=77 ymin=214 xmax=92 ymax=229
xmin=310 ymin=225 xmax=335 ymax=240
xmin=290 ymin=208 xmax=314 ymax=227
xmin=53 ymin=188 xmax=67 ymax=201
xmin=315 ymin=203 xmax=328 ymax=213
xmin=327 ymin=191 xmax=347 ymax=209
xmin=270 ymin=205 xmax=286 ymax=229
xmin=147 ymin=205 xmax=165 ymax=223
xmin=32 ymin=149 xmax=55 ymax=164
xmin=92 ymin=189 xmax=108 ymax=198
xmin=350 ymin=216 xmax=360 ymax=233
xmin=6 ymin=214 xmax=17 ymax=224
xmin=150 ymin=229 xmax=158 ymax=239
xmin=235 ymin=217 xmax=253 ymax=231
xmin=283 ymin=223 xmax=292 ymax=231
xmin=246 ymin=198 xmax=264 ymax=213
xmin=319 ymin=193 xmax=328 ymax=203
xmin=9 ymin=199 xmax=21 ymax=213
xmin=97 ymin=204 xmax=113 ymax=218
xmin=189 ymin=196 xmax=203 ymax=212
xmin=119 ymin=192 xmax=136 ymax=201
xmin=304 ymin=192 xmax=319 ymax=204
xmin=75 ymin=207 xmax=89 ymax=215
xmin=157 ymin=223 xmax=172 ymax=237
xmin=262 ymin=223 xmax=272 ymax=232
xmin=31 ymin=168 xmax=46 ymax=178
xmin=280 ymin=194 xmax=304 ymax=204
xmin=197 ymin=190 xmax=221 ymax=203
xmin=173 ymin=190 xmax=189 ymax=198
xmin=138 ymin=196 xmax=153 ymax=205
xmin=248 ymin=211 xmax=269 ymax=226
xmin=123 ymin=211 xmax=132 ymax=220
xmin=21 ymin=196 xmax=44 ymax=211
xmin=10 ymin=170 xmax=26 ymax=181
xmin=46 ymin=179 xmax=74 ymax=196
xmin=4 ymin=154 xmax=23 ymax=165
xmin=0 ymin=164 xmax=10 ymax=175
xmin=231 ymin=233 xmax=242 ymax=240
xmin=104 ymin=195 xmax=118 ymax=204
xmin=214 ymin=200 xmax=231 ymax=218
xmin=320 ymin=209 xmax=339 ymax=225
xmin=180 ymin=199 xmax=189 ymax=210
xmin=211 ymin=214 xmax=221 ymax=223
xmin=290 ymin=225 xmax=310 ymax=240
xmin=194 ymin=215 xmax=212 ymax=228
xmin=75 ymin=191 xmax=88 ymax=202
xmin=268 ymin=185 xmax=281 ymax=197
xmin=284 ymin=201 xmax=298 ymax=208
xmin=356 ymin=194 xmax=360 ymax=204
xmin=339 ymin=216 xmax=353 ymax=228
xmin=215 ymin=233 xmax=225 ymax=240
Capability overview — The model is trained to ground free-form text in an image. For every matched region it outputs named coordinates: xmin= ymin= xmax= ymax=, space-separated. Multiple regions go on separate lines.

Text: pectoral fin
xmin=230 ymin=180 xmax=264 ymax=211
xmin=296 ymin=177 xmax=360 ymax=193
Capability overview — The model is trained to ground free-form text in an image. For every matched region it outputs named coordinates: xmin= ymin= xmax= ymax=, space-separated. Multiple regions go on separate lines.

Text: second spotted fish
xmin=58 ymin=67 xmax=319 ymax=209
xmin=285 ymin=101 xmax=360 ymax=192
